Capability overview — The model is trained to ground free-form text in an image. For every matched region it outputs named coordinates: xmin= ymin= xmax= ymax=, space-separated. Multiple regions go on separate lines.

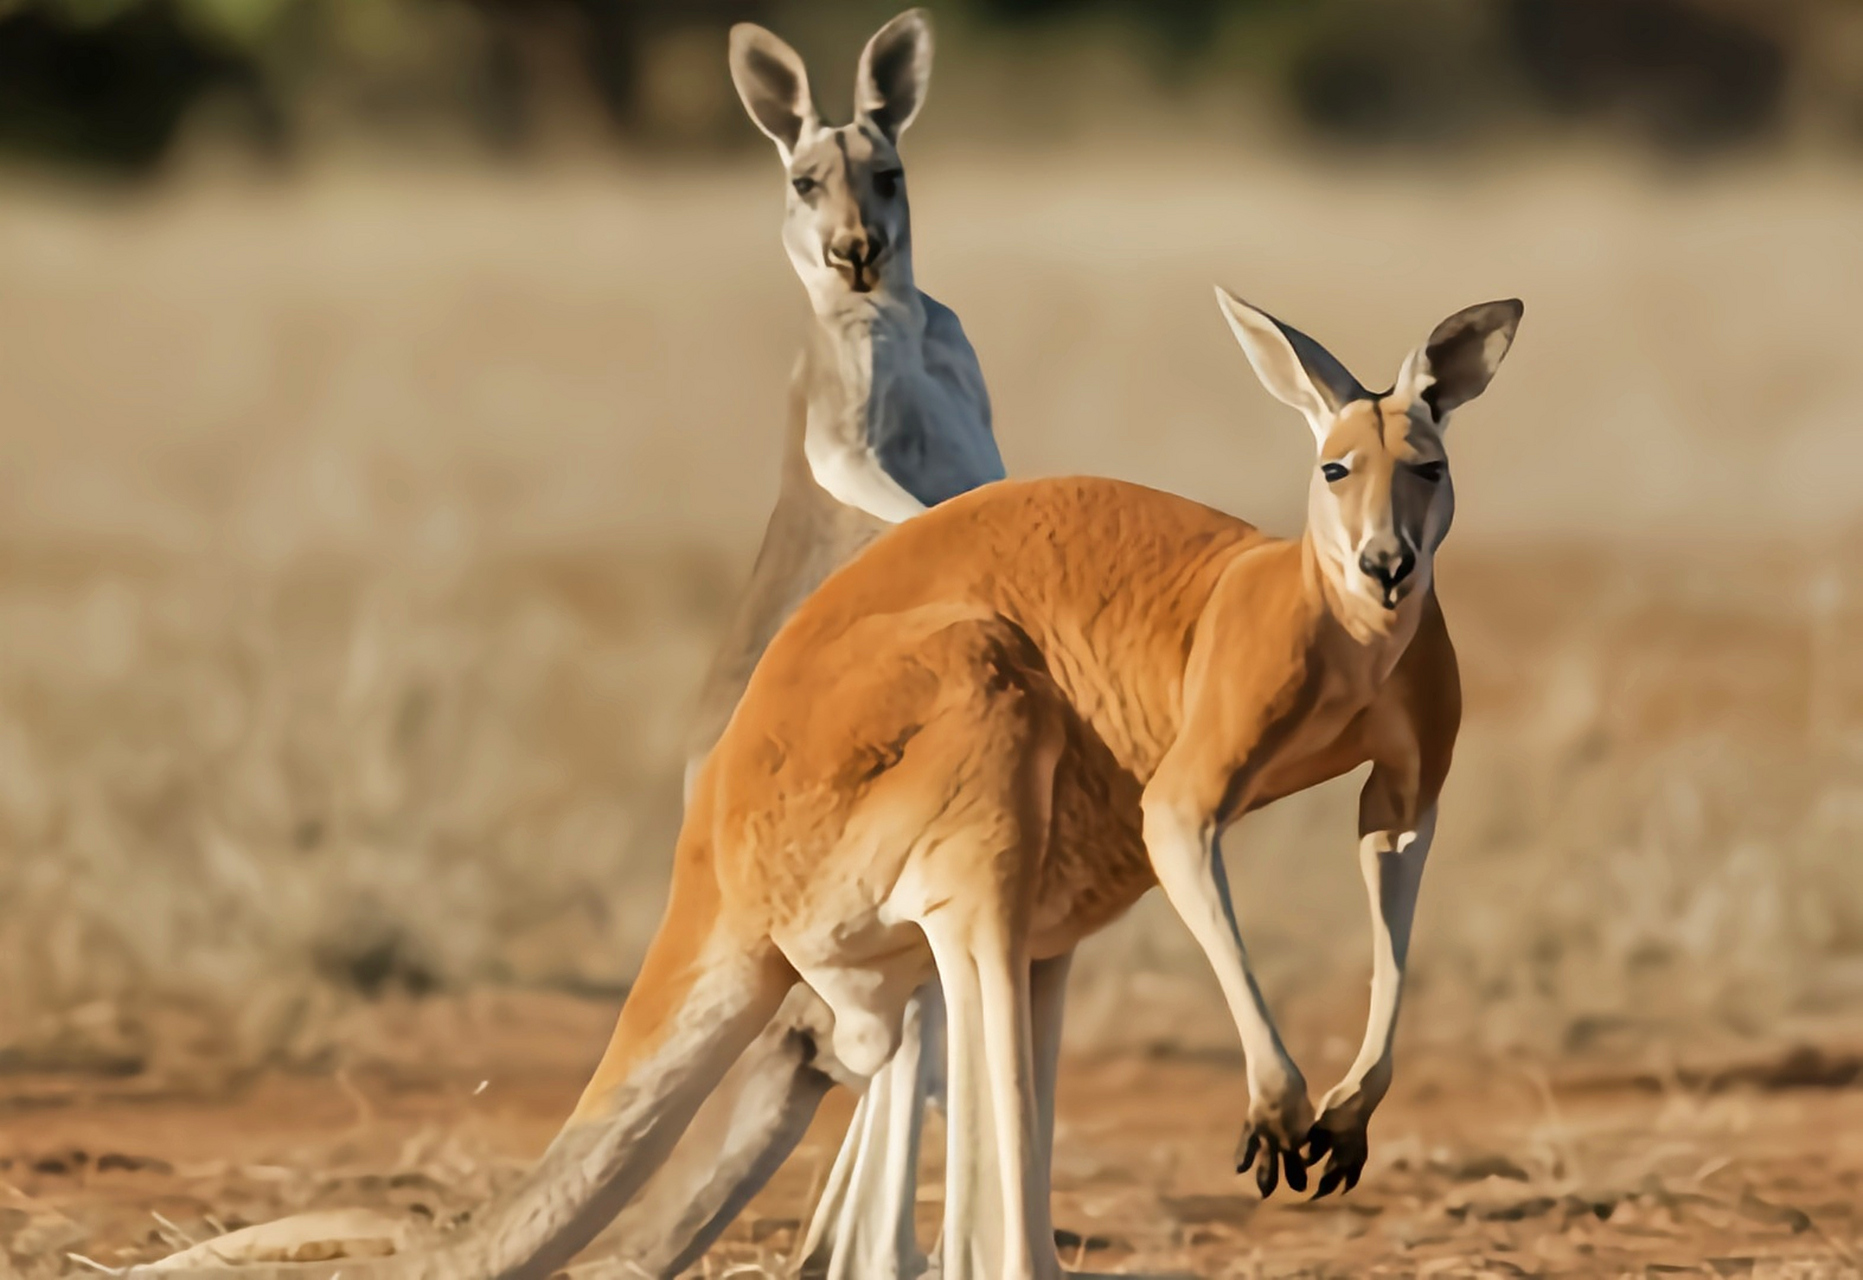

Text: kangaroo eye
xmin=1321 ymin=462 xmax=1350 ymax=483
xmin=873 ymin=170 xmax=900 ymax=199
xmin=791 ymin=176 xmax=817 ymax=197
xmin=1410 ymin=461 xmax=1446 ymax=483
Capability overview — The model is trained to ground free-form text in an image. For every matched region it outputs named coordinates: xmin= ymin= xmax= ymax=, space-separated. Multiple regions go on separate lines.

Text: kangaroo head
xmin=1215 ymin=288 xmax=1522 ymax=621
xmin=729 ymin=10 xmax=931 ymax=308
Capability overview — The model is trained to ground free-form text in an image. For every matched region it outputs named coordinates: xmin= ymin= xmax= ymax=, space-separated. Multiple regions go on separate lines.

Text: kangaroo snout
xmin=1357 ymin=544 xmax=1416 ymax=606
xmin=826 ymin=230 xmax=887 ymax=291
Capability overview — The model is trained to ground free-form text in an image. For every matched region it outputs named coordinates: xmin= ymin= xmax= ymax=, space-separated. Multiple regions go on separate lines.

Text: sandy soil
xmin=6 ymin=992 xmax=1861 ymax=1279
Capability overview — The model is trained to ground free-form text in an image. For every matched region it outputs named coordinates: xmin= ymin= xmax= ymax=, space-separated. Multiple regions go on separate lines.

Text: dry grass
xmin=0 ymin=147 xmax=1861 ymax=1095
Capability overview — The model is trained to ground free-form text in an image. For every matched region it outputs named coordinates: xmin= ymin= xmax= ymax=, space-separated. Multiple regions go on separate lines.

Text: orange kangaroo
xmin=134 ymin=291 xmax=1519 ymax=1279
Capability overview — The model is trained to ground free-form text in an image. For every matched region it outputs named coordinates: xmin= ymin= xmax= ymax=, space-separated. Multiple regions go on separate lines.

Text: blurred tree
xmin=474 ymin=0 xmax=767 ymax=150
xmin=0 ymin=0 xmax=1843 ymax=172
xmin=971 ymin=0 xmax=1233 ymax=56
xmin=1275 ymin=0 xmax=1515 ymax=148
xmin=1506 ymin=0 xmax=1790 ymax=152
xmin=0 ymin=0 xmax=281 ymax=168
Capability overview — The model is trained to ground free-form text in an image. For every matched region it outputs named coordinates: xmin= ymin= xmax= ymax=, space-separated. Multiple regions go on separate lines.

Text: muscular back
xmin=727 ymin=477 xmax=1276 ymax=789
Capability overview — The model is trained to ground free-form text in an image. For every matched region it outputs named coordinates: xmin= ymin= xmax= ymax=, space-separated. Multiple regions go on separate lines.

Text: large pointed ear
xmin=1214 ymin=287 xmax=1365 ymax=442
xmin=1395 ymin=299 xmax=1523 ymax=422
xmin=855 ymin=9 xmax=933 ymax=141
xmin=729 ymin=23 xmax=816 ymax=159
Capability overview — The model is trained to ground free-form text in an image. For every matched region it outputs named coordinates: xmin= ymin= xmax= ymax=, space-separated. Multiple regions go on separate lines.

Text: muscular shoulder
xmin=917 ymin=290 xmax=991 ymax=427
xmin=919 ymin=291 xmax=974 ymax=355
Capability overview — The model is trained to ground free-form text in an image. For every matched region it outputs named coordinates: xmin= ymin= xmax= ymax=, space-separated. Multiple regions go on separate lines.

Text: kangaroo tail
xmin=132 ymin=820 xmax=793 ymax=1280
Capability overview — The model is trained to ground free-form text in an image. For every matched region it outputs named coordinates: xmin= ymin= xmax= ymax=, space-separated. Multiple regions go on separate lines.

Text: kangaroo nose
xmin=827 ymin=231 xmax=884 ymax=267
xmin=1358 ymin=546 xmax=1416 ymax=593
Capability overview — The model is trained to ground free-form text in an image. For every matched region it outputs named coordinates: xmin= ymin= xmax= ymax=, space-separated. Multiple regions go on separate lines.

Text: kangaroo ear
xmin=856 ymin=9 xmax=933 ymax=141
xmin=1395 ymin=299 xmax=1523 ymax=422
xmin=728 ymin=23 xmax=816 ymax=159
xmin=1214 ymin=287 xmax=1365 ymax=444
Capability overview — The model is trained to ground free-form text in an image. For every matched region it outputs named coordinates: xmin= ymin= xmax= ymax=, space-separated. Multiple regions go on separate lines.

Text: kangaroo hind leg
xmin=922 ymin=896 xmax=1059 ymax=1280
xmin=797 ymin=988 xmax=938 ymax=1280
xmin=910 ymin=663 xmax=1064 ymax=1279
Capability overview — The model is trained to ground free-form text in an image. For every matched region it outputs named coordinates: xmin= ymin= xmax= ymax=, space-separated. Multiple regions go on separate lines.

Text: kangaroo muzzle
xmin=826 ymin=230 xmax=887 ymax=292
xmin=1357 ymin=543 xmax=1416 ymax=609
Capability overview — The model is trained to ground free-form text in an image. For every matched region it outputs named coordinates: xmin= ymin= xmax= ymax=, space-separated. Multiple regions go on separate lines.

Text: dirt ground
xmin=6 ymin=992 xmax=1862 ymax=1279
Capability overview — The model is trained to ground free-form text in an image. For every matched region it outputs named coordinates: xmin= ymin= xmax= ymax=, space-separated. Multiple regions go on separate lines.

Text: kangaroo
xmin=639 ymin=12 xmax=1001 ymax=1279
xmin=134 ymin=291 xmax=1516 ymax=1279
xmin=135 ymin=10 xmax=996 ymax=1280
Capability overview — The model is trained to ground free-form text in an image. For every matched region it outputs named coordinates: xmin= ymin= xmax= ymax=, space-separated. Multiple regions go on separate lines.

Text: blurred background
xmin=2 ymin=0 xmax=1862 ymax=1101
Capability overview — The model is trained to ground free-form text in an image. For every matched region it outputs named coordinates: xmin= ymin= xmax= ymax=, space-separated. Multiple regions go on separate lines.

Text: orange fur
xmin=698 ymin=476 xmax=1452 ymax=958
